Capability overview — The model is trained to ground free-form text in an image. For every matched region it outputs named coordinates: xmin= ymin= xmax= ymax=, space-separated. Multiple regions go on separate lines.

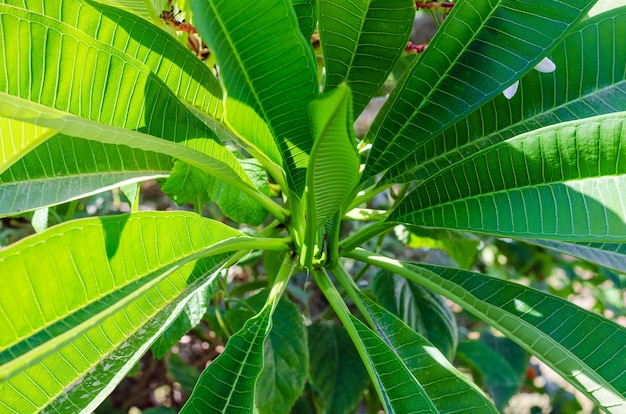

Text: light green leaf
xmin=24 ymin=0 xmax=224 ymax=120
xmin=0 ymin=212 xmax=252 ymax=412
xmin=363 ymin=0 xmax=597 ymax=182
xmin=400 ymin=226 xmax=480 ymax=269
xmin=162 ymin=161 xmax=211 ymax=205
xmin=307 ymin=323 xmax=369 ymax=414
xmin=348 ymin=249 xmax=626 ymax=413
xmin=226 ymin=291 xmax=307 ymax=414
xmin=190 ymin=0 xmax=319 ymax=196
xmin=151 ymin=284 xmax=215 ymax=360
xmin=359 ymin=293 xmax=498 ymax=414
xmin=0 ymin=2 xmax=283 ymax=219
xmin=319 ymin=0 xmax=414 ymax=116
xmin=181 ymin=303 xmax=273 ymax=414
xmin=523 ymin=239 xmax=626 ymax=274
xmin=372 ymin=270 xmax=458 ymax=361
xmin=0 ymin=117 xmax=55 ymax=175
xmin=207 ymin=159 xmax=270 ymax=226
xmin=385 ymin=7 xmax=626 ymax=185
xmin=389 ymin=112 xmax=626 ymax=243
xmin=0 ymin=134 xmax=171 ymax=216
xmin=306 ymin=85 xmax=360 ymax=230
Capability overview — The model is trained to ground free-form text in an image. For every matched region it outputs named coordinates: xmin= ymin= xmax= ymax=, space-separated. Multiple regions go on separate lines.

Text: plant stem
xmin=339 ymin=221 xmax=395 ymax=253
xmin=311 ymin=269 xmax=384 ymax=406
xmin=332 ymin=265 xmax=373 ymax=327
xmin=266 ymin=252 xmax=298 ymax=313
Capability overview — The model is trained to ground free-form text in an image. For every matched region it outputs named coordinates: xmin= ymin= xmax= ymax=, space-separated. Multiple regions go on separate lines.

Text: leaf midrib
xmin=367 ymin=0 xmax=504 ymax=175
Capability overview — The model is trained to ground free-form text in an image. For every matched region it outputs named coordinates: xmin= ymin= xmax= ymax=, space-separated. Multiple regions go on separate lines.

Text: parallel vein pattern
xmin=190 ymin=0 xmax=319 ymax=196
xmin=362 ymin=0 xmax=596 ymax=182
xmin=0 ymin=212 xmax=243 ymax=412
xmin=319 ymin=0 xmax=414 ymax=116
xmin=389 ymin=113 xmax=626 ymax=242
xmin=384 ymin=7 xmax=626 ymax=185
xmin=0 ymin=135 xmax=171 ymax=216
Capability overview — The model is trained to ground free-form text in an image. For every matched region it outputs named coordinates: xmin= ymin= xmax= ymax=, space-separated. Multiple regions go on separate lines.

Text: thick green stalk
xmin=339 ymin=221 xmax=395 ymax=253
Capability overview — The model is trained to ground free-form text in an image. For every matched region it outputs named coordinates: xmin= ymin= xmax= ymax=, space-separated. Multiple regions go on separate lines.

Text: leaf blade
xmin=0 ymin=212 xmax=247 ymax=412
xmin=389 ymin=112 xmax=626 ymax=243
xmin=363 ymin=0 xmax=597 ymax=182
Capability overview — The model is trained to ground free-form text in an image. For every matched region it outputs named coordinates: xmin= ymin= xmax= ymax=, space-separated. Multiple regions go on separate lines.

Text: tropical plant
xmin=1 ymin=0 xmax=625 ymax=412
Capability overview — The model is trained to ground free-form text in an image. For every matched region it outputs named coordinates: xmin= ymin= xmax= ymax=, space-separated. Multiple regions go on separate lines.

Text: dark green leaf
xmin=456 ymin=340 xmax=524 ymax=409
xmin=385 ymin=7 xmax=626 ymax=185
xmin=207 ymin=159 xmax=270 ymax=226
xmin=372 ymin=270 xmax=458 ymax=360
xmin=181 ymin=304 xmax=273 ymax=413
xmin=389 ymin=112 xmax=626 ymax=243
xmin=307 ymin=323 xmax=369 ymax=414
xmin=363 ymin=0 xmax=597 ymax=182
xmin=359 ymin=293 xmax=498 ymax=413
xmin=319 ymin=0 xmax=415 ymax=115
xmin=151 ymin=284 xmax=215 ymax=359
xmin=226 ymin=291 xmax=307 ymax=414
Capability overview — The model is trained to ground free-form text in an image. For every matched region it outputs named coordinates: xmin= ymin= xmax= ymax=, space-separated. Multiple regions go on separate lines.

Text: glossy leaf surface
xmin=373 ymin=271 xmax=458 ymax=361
xmin=226 ymin=292 xmax=307 ymax=414
xmin=363 ymin=0 xmax=596 ymax=182
xmin=385 ymin=7 xmax=626 ymax=185
xmin=181 ymin=305 xmax=273 ymax=414
xmin=0 ymin=0 xmax=269 ymax=214
xmin=190 ymin=0 xmax=319 ymax=196
xmin=360 ymin=294 xmax=498 ymax=413
xmin=348 ymin=250 xmax=626 ymax=413
xmin=307 ymin=85 xmax=360 ymax=230
xmin=389 ymin=112 xmax=626 ymax=242
xmin=319 ymin=0 xmax=414 ymax=115
xmin=0 ymin=212 xmax=246 ymax=412
xmin=0 ymin=135 xmax=171 ymax=216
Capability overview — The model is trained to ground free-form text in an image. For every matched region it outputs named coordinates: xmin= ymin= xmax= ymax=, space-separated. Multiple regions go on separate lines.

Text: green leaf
xmin=456 ymin=340 xmax=524 ymax=410
xmin=166 ymin=353 xmax=201 ymax=395
xmin=307 ymin=323 xmax=369 ymax=414
xmin=0 ymin=2 xmax=280 ymax=219
xmin=372 ymin=270 xmax=458 ymax=361
xmin=348 ymin=250 xmax=626 ymax=412
xmin=384 ymin=7 xmax=626 ymax=185
xmin=306 ymin=85 xmax=360 ymax=231
xmin=400 ymin=226 xmax=480 ymax=269
xmin=0 ymin=212 xmax=248 ymax=412
xmin=363 ymin=0 xmax=597 ymax=182
xmin=207 ymin=159 xmax=270 ymax=226
xmin=349 ymin=315 xmax=439 ymax=413
xmin=162 ymin=161 xmax=211 ymax=205
xmin=389 ymin=112 xmax=626 ymax=243
xmin=50 ymin=0 xmax=223 ymax=119
xmin=226 ymin=291 xmax=307 ymax=414
xmin=319 ymin=0 xmax=414 ymax=116
xmin=190 ymin=0 xmax=319 ymax=196
xmin=151 ymin=284 xmax=215 ymax=360
xmin=0 ymin=117 xmax=55 ymax=175
xmin=359 ymin=293 xmax=498 ymax=414
xmin=0 ymin=134 xmax=171 ymax=216
xmin=523 ymin=239 xmax=626 ymax=274
xmin=180 ymin=303 xmax=273 ymax=414
xmin=292 ymin=0 xmax=317 ymax=41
